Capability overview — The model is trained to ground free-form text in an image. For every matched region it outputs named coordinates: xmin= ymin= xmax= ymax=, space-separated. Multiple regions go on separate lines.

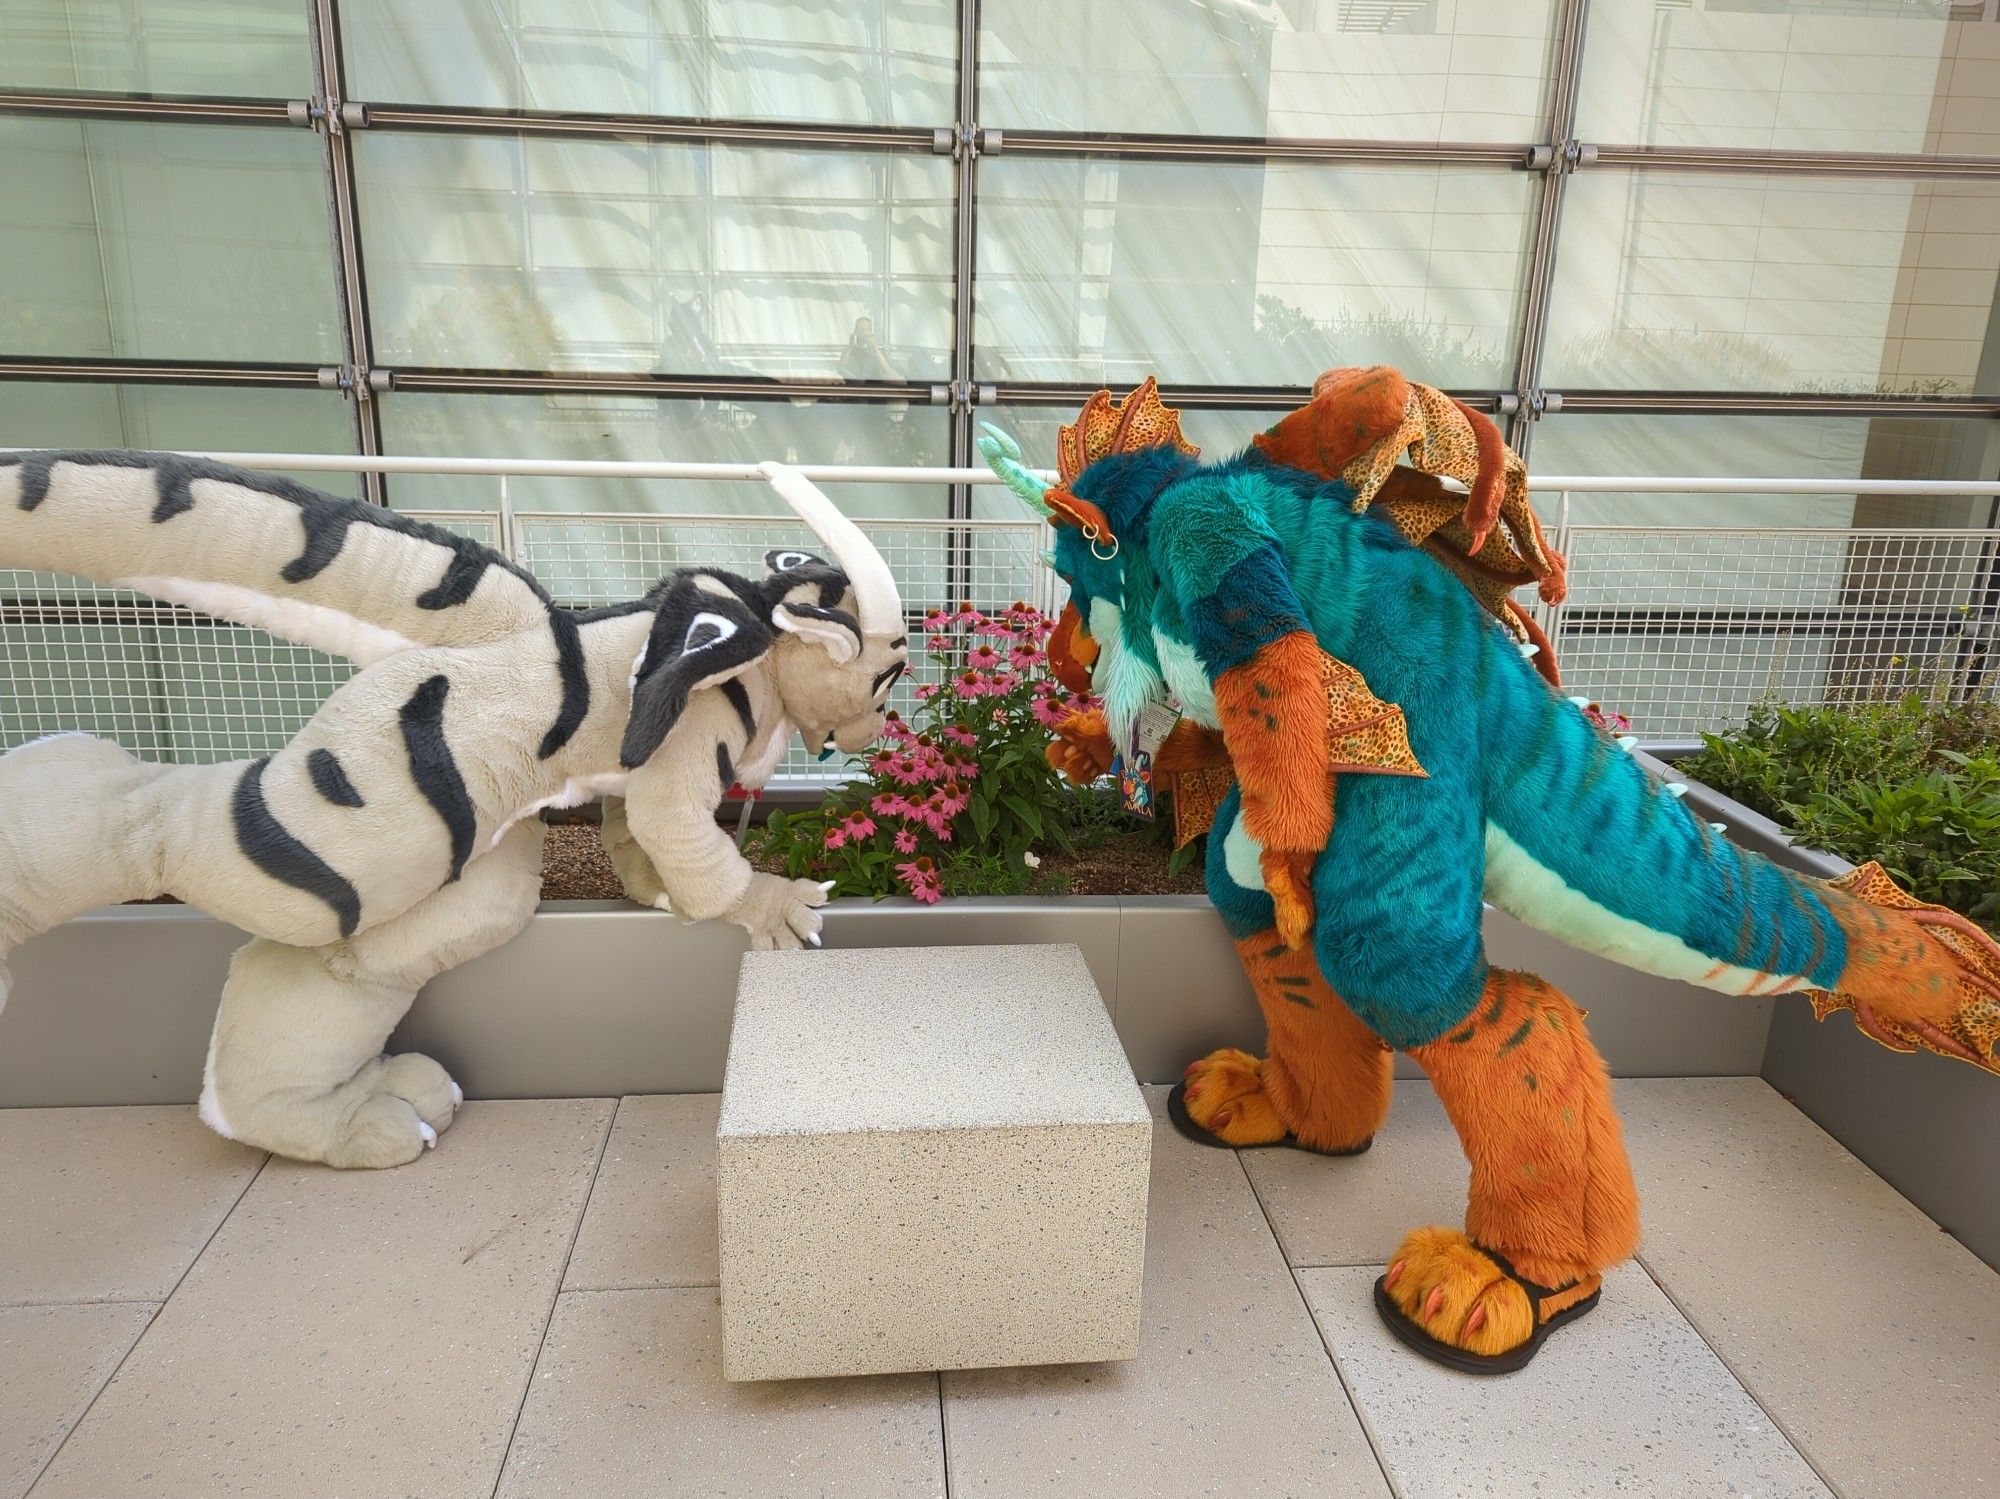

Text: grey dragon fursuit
xmin=0 ymin=451 xmax=908 ymax=1167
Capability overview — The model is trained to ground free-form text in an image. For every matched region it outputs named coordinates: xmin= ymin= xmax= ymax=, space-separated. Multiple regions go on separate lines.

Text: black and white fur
xmin=0 ymin=453 xmax=907 ymax=1167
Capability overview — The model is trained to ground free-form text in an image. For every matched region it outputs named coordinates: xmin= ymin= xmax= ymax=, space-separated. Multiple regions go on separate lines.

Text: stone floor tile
xmin=1303 ymin=1264 xmax=1830 ymax=1499
xmin=495 ymin=1287 xmax=944 ymax=1499
xmin=1240 ymin=1082 xmax=1466 ymax=1269
xmin=940 ymin=1089 xmax=1391 ymax=1499
xmin=1622 ymin=1077 xmax=2000 ymax=1499
xmin=0 ymin=1106 xmax=264 ymax=1305
xmin=564 ymin=1094 xmax=719 ymax=1291
xmin=30 ymin=1100 xmax=613 ymax=1499
xmin=0 ymin=1302 xmax=154 ymax=1499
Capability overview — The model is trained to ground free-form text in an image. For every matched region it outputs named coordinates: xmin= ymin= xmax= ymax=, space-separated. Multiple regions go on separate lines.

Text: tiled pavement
xmin=3 ymin=1081 xmax=1995 ymax=1499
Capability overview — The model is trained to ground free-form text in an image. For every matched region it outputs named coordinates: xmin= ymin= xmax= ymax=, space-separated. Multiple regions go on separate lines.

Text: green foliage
xmin=1680 ymin=697 xmax=2000 ymax=930
xmin=747 ymin=604 xmax=1100 ymax=901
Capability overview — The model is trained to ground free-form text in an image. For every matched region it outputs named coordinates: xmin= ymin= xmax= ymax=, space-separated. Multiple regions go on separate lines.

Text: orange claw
xmin=1261 ymin=849 xmax=1317 ymax=950
xmin=1384 ymin=1259 xmax=1405 ymax=1291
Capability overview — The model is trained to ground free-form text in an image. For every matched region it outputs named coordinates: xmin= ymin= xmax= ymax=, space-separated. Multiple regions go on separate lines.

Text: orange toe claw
xmin=1424 ymin=1285 xmax=1447 ymax=1321
xmin=1385 ymin=1260 xmax=1404 ymax=1291
xmin=1465 ymin=1305 xmax=1487 ymax=1335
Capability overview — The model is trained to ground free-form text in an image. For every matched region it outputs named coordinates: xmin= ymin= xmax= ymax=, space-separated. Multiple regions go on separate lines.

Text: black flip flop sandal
xmin=1165 ymin=1081 xmax=1373 ymax=1156
xmin=1372 ymin=1245 xmax=1602 ymax=1375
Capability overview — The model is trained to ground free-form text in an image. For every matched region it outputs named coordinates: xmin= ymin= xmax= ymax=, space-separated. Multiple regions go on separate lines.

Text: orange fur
xmin=1381 ymin=1227 xmax=1539 ymax=1357
xmin=1213 ymin=632 xmax=1334 ymax=851
xmin=1046 ymin=602 xmax=1098 ymax=695
xmin=1817 ymin=873 xmax=2000 ymax=1071
xmin=1214 ymin=632 xmax=1337 ymax=950
xmin=1180 ymin=1047 xmax=1289 ymax=1146
xmin=1046 ymin=707 xmax=1115 ymax=785
xmin=1408 ymin=969 xmax=1639 ymax=1292
xmin=1252 ymin=367 xmax=1411 ymax=476
xmin=1235 ymin=932 xmax=1394 ymax=1151
xmin=1451 ymin=397 xmax=1506 ymax=554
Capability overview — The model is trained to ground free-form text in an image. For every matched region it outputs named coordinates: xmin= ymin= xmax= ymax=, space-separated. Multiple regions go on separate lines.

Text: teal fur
xmin=1054 ymin=446 xmax=1853 ymax=1048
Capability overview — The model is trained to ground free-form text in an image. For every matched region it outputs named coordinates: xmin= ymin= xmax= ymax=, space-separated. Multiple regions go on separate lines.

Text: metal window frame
xmin=6 ymin=0 xmax=2000 ymax=466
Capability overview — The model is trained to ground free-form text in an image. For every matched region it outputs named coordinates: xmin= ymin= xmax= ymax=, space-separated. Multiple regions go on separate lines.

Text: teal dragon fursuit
xmin=979 ymin=371 xmax=2000 ymax=1373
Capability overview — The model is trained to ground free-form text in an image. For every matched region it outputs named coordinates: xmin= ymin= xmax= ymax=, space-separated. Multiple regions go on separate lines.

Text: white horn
xmin=757 ymin=461 xmax=903 ymax=635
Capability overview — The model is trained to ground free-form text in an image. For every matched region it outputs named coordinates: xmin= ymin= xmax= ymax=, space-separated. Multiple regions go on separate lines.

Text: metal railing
xmin=2 ymin=454 xmax=1996 ymax=768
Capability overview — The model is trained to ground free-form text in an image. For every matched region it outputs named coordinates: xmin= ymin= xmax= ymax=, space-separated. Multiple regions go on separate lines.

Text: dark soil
xmin=132 ymin=820 xmax=1206 ymax=906
xmin=1034 ymin=830 xmax=1207 ymax=897
xmin=539 ymin=822 xmax=1205 ymax=901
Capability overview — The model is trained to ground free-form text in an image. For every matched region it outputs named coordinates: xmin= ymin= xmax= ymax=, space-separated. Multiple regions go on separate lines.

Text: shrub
xmin=750 ymin=603 xmax=1100 ymax=901
xmin=1678 ymin=697 xmax=2000 ymax=931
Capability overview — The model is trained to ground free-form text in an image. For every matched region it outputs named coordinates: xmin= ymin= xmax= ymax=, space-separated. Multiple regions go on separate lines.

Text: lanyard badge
xmin=1113 ymin=702 xmax=1180 ymax=819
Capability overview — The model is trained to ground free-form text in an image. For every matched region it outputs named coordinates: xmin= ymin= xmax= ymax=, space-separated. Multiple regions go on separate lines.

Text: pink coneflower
xmin=989 ymin=670 xmax=1019 ymax=695
xmin=896 ymin=856 xmax=942 ymax=903
xmin=871 ymin=791 xmax=912 ymax=818
xmin=823 ymin=826 xmax=847 ymax=851
xmin=843 ymin=810 xmax=877 ymax=840
xmin=942 ymin=752 xmax=977 ymax=782
xmin=953 ymin=669 xmax=991 ymax=699
xmin=892 ymin=825 xmax=918 ymax=854
xmin=922 ymin=607 xmax=950 ymax=632
xmin=942 ymin=725 xmax=977 ymax=749
xmin=882 ymin=711 xmax=915 ymax=743
xmin=914 ymin=682 xmax=941 ymax=702
xmin=935 ymin=780 xmax=971 ymax=818
xmin=927 ymin=632 xmax=953 ymax=652
xmin=966 ymin=642 xmax=1002 ymax=670
xmin=1009 ymin=645 xmax=1043 ymax=671
xmin=909 ymin=880 xmax=941 ymax=904
xmin=1031 ymin=695 xmax=1070 ymax=728
xmin=888 ymin=755 xmax=926 ymax=786
xmin=951 ymin=602 xmax=981 ymax=628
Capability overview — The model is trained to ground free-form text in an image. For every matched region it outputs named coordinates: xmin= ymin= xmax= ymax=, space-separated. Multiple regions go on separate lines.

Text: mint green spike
xmin=976 ymin=421 xmax=1052 ymax=517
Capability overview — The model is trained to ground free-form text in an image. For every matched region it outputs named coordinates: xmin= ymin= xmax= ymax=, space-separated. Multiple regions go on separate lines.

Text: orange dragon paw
xmin=1178 ymin=1048 xmax=1289 ymax=1147
xmin=1260 ymin=849 xmax=1317 ymax=951
xmin=1046 ymin=709 xmax=1115 ymax=786
xmin=1811 ymin=861 xmax=2000 ymax=1075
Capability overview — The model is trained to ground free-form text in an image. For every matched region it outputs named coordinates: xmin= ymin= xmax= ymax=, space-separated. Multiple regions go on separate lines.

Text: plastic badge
xmin=1116 ymin=701 xmax=1181 ymax=819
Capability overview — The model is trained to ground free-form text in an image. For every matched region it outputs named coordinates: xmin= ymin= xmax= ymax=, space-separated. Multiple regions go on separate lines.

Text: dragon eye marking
xmin=765 ymin=548 xmax=818 ymax=573
xmin=684 ymin=610 xmax=737 ymax=653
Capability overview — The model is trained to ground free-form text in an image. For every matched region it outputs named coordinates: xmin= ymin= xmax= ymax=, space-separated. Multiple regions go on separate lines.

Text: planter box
xmin=1643 ymin=751 xmax=2000 ymax=1273
xmin=1 ymin=891 xmax=1777 ymax=1110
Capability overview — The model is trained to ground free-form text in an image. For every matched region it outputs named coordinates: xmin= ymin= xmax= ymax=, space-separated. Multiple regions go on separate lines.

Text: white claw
xmin=1710 ymin=822 xmax=1728 ymax=834
xmin=1566 ymin=695 xmax=1592 ymax=709
xmin=808 ymin=932 xmax=823 ymax=948
xmin=1616 ymin=735 xmax=1638 ymax=751
xmin=817 ymin=880 xmax=838 ymax=894
xmin=1665 ymin=783 xmax=1688 ymax=798
xmin=449 ymin=1080 xmax=464 ymax=1108
xmin=1519 ymin=642 xmax=1540 ymax=658
xmin=418 ymin=1120 xmax=437 ymax=1147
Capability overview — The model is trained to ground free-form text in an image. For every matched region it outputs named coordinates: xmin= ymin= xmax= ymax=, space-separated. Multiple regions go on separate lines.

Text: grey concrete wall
xmin=0 ymin=893 xmax=1775 ymax=1108
xmin=1663 ymin=760 xmax=2000 ymax=1273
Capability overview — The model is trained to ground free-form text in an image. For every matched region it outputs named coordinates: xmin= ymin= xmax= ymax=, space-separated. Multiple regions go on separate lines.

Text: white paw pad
xmin=418 ymin=1120 xmax=438 ymax=1148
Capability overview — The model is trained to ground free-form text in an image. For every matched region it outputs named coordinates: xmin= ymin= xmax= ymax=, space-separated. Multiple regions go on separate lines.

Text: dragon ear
xmin=620 ymin=573 xmax=773 ymax=768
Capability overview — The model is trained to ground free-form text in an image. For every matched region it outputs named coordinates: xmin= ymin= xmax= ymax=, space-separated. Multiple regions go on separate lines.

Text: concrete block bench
xmin=717 ymin=943 xmax=1152 ymax=1381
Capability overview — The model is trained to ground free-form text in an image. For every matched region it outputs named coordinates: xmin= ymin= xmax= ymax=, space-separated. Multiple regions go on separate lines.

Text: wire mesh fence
xmin=1547 ymin=525 xmax=2000 ymax=741
xmin=3 ymin=479 xmax=1997 ymax=768
xmin=0 ymin=514 xmax=497 ymax=764
xmin=0 ymin=508 xmax=1058 ymax=782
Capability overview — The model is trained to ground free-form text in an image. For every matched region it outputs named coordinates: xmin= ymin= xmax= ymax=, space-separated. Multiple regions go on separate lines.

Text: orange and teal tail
xmin=1477 ymin=629 xmax=1999 ymax=1075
